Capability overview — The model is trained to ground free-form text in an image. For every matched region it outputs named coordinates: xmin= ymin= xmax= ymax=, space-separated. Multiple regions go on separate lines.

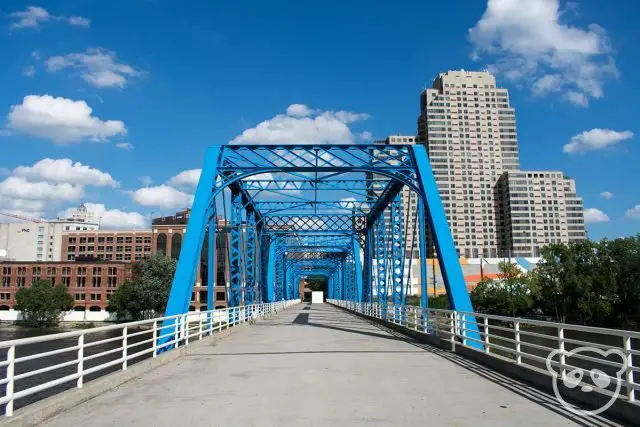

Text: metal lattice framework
xmin=161 ymin=144 xmax=481 ymax=347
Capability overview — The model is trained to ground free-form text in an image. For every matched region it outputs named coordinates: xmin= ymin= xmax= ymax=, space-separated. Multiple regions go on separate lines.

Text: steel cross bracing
xmin=161 ymin=144 xmax=483 ymax=350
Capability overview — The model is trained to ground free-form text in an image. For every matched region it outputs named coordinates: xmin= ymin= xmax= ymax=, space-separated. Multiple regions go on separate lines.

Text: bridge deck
xmin=42 ymin=303 xmax=619 ymax=426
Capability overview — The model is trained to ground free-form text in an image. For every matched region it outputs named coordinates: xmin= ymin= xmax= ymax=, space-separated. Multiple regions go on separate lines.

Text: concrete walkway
xmin=42 ymin=303 xmax=622 ymax=426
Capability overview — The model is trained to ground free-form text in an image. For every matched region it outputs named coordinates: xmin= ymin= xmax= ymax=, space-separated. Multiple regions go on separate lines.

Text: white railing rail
xmin=0 ymin=299 xmax=300 ymax=416
xmin=329 ymin=299 xmax=639 ymax=408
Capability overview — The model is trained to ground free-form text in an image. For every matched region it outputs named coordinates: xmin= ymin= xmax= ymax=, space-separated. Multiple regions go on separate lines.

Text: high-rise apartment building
xmin=417 ymin=70 xmax=585 ymax=258
xmin=417 ymin=70 xmax=531 ymax=259
xmin=496 ymin=171 xmax=586 ymax=257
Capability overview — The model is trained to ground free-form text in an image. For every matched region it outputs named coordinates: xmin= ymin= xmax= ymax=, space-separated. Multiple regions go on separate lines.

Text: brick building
xmin=0 ymin=261 xmax=132 ymax=312
xmin=152 ymin=210 xmax=230 ymax=310
xmin=61 ymin=231 xmax=153 ymax=262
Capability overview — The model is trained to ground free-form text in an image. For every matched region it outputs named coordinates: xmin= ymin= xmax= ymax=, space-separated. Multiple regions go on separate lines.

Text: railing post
xmin=451 ymin=312 xmax=457 ymax=351
xmin=624 ymin=335 xmax=635 ymax=402
xmin=484 ymin=317 xmax=490 ymax=354
xmin=152 ymin=321 xmax=158 ymax=358
xmin=434 ymin=310 xmax=439 ymax=334
xmin=122 ymin=326 xmax=128 ymax=371
xmin=5 ymin=345 xmax=15 ymax=416
xmin=77 ymin=334 xmax=84 ymax=388
xmin=174 ymin=317 xmax=180 ymax=349
xmin=184 ymin=314 xmax=189 ymax=345
xmin=514 ymin=321 xmax=521 ymax=364
xmin=461 ymin=313 xmax=467 ymax=347
xmin=199 ymin=312 xmax=204 ymax=340
xmin=558 ymin=327 xmax=566 ymax=380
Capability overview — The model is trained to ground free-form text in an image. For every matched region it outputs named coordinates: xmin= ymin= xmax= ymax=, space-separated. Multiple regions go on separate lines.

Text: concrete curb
xmin=330 ymin=303 xmax=639 ymax=426
xmin=0 ymin=314 xmax=276 ymax=427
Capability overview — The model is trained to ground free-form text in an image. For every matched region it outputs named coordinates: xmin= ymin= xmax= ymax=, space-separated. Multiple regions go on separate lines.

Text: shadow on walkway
xmin=328 ymin=306 xmax=630 ymax=427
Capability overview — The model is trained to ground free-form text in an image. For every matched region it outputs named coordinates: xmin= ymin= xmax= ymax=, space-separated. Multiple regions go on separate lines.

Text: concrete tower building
xmin=417 ymin=70 xmax=520 ymax=258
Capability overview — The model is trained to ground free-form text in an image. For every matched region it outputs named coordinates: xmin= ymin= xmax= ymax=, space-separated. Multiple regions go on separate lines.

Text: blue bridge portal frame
xmin=162 ymin=144 xmax=480 ymax=343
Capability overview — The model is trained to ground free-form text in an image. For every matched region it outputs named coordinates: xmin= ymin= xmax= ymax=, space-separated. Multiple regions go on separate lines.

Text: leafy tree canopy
xmin=15 ymin=279 xmax=73 ymax=327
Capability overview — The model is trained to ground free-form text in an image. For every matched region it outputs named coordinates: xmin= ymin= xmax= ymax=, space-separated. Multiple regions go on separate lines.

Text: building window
xmin=171 ymin=233 xmax=182 ymax=259
xmin=77 ymin=277 xmax=86 ymax=287
xmin=156 ymin=233 xmax=167 ymax=255
xmin=92 ymin=276 xmax=102 ymax=288
xmin=75 ymin=293 xmax=85 ymax=301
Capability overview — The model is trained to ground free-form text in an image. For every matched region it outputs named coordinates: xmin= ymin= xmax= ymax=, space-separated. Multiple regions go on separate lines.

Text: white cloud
xmin=231 ymin=104 xmax=369 ymax=145
xmin=66 ymin=16 xmax=90 ymax=27
xmin=6 ymin=95 xmax=126 ymax=144
xmin=116 ymin=142 xmax=134 ymax=151
xmin=9 ymin=6 xmax=90 ymax=30
xmin=168 ymin=169 xmax=201 ymax=188
xmin=12 ymin=158 xmax=117 ymax=187
xmin=59 ymin=203 xmax=146 ymax=229
xmin=0 ymin=176 xmax=83 ymax=201
xmin=625 ymin=205 xmax=640 ymax=220
xmin=584 ymin=208 xmax=610 ymax=223
xmin=131 ymin=185 xmax=193 ymax=209
xmin=139 ymin=176 xmax=153 ymax=186
xmin=469 ymin=0 xmax=618 ymax=106
xmin=23 ymin=66 xmax=36 ymax=77
xmin=9 ymin=6 xmax=49 ymax=29
xmin=0 ymin=195 xmax=46 ymax=213
xmin=563 ymin=128 xmax=633 ymax=154
xmin=600 ymin=191 xmax=614 ymax=200
xmin=286 ymin=104 xmax=313 ymax=117
xmin=45 ymin=48 xmax=141 ymax=88
xmin=359 ymin=131 xmax=373 ymax=141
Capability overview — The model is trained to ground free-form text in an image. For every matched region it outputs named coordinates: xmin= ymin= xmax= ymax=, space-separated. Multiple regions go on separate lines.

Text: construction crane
xmin=0 ymin=211 xmax=47 ymax=223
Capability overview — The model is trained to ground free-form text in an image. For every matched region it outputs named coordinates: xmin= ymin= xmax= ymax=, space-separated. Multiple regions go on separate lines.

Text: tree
xmin=471 ymin=262 xmax=532 ymax=317
xmin=528 ymin=240 xmax=614 ymax=325
xmin=107 ymin=253 xmax=177 ymax=320
xmin=15 ymin=279 xmax=73 ymax=327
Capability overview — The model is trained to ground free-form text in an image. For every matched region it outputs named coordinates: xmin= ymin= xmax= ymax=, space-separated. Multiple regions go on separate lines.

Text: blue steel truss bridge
xmin=164 ymin=143 xmax=480 ymax=331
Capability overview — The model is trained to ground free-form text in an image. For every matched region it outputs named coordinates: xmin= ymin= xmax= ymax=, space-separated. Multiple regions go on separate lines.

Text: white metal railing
xmin=329 ymin=299 xmax=639 ymax=408
xmin=0 ymin=299 xmax=300 ymax=416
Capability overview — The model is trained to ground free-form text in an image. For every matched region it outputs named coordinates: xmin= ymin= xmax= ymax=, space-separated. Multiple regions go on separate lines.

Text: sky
xmin=0 ymin=0 xmax=638 ymax=239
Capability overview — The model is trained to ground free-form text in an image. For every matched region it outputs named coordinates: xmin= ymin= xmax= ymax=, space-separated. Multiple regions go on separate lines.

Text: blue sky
xmin=0 ymin=0 xmax=638 ymax=239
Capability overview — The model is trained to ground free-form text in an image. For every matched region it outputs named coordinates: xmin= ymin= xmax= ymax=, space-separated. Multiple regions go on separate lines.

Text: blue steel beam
xmin=162 ymin=146 xmax=221 ymax=343
xmin=375 ymin=217 xmax=388 ymax=305
xmin=390 ymin=195 xmax=405 ymax=307
xmin=244 ymin=210 xmax=257 ymax=304
xmin=410 ymin=145 xmax=482 ymax=348
xmin=229 ymin=188 xmax=243 ymax=307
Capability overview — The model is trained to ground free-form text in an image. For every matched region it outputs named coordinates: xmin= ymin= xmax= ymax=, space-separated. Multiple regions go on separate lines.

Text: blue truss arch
xmin=160 ymin=143 xmax=482 ymax=348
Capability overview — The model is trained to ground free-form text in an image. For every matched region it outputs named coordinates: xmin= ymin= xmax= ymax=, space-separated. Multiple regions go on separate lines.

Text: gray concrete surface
xmin=41 ymin=304 xmax=624 ymax=427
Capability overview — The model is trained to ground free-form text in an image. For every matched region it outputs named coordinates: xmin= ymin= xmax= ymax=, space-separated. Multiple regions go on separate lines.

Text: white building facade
xmin=0 ymin=204 xmax=99 ymax=262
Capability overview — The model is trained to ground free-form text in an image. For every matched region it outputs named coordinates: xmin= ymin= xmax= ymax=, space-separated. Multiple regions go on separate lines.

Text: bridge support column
xmin=353 ymin=239 xmax=363 ymax=302
xmin=375 ymin=216 xmax=388 ymax=315
xmin=244 ymin=210 xmax=256 ymax=305
xmin=207 ymin=213 xmax=216 ymax=332
xmin=363 ymin=227 xmax=373 ymax=303
xmin=266 ymin=240 xmax=276 ymax=302
xmin=411 ymin=145 xmax=482 ymax=348
xmin=391 ymin=194 xmax=405 ymax=321
xmin=162 ymin=146 xmax=221 ymax=345
xmin=229 ymin=188 xmax=243 ymax=307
